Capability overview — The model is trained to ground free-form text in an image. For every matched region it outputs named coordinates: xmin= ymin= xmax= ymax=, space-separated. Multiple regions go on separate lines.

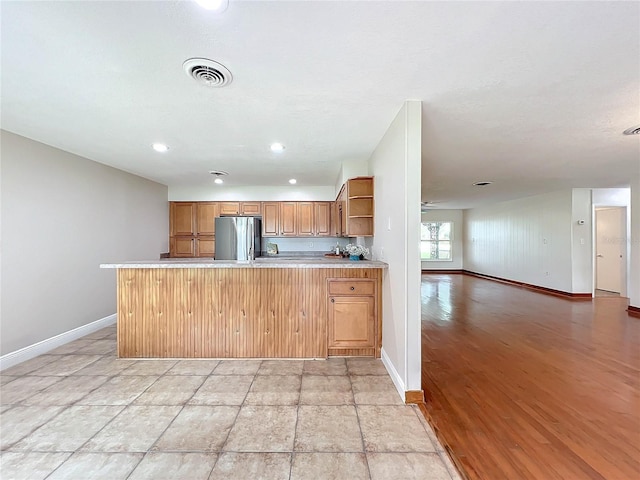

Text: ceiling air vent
xmin=623 ymin=125 xmax=640 ymax=136
xmin=183 ymin=58 xmax=232 ymax=87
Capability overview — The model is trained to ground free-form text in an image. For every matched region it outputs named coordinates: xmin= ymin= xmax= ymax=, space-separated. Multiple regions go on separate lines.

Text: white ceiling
xmin=2 ymin=1 xmax=639 ymax=208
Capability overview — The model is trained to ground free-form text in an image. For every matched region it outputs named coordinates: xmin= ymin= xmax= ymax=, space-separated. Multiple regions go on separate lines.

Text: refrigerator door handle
xmin=248 ymin=220 xmax=254 ymax=259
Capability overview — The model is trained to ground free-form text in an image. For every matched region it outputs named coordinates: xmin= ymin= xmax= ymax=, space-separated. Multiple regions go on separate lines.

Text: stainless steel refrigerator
xmin=215 ymin=216 xmax=262 ymax=261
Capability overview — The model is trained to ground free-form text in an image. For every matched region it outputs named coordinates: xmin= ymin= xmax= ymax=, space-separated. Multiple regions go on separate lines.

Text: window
xmin=421 ymin=221 xmax=452 ymax=261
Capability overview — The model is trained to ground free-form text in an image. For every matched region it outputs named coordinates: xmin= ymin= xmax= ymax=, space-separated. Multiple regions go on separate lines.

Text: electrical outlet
xmin=544 ymin=271 xmax=550 ymax=276
xmin=380 ymin=247 xmax=385 ymax=259
xmin=308 ymin=242 xmax=314 ymax=248
xmin=580 ymin=238 xmax=585 ymax=245
xmin=387 ymin=217 xmax=391 ymax=231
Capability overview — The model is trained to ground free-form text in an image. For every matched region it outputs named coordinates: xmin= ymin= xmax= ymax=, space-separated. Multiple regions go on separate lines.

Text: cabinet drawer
xmin=328 ymin=279 xmax=375 ymax=296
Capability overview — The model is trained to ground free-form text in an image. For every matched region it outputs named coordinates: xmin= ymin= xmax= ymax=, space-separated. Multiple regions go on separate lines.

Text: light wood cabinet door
xmin=315 ymin=202 xmax=332 ymax=237
xmin=262 ymin=202 xmax=280 ymax=236
xmin=332 ymin=201 xmax=341 ymax=237
xmin=240 ymin=202 xmax=261 ymax=216
xmin=280 ymin=202 xmax=297 ymax=236
xmin=220 ymin=202 xmax=240 ymax=215
xmin=171 ymin=202 xmax=196 ymax=236
xmin=172 ymin=236 xmax=196 ymax=257
xmin=196 ymin=236 xmax=215 ymax=257
xmin=196 ymin=203 xmax=219 ymax=235
xmin=328 ymin=296 xmax=375 ymax=348
xmin=297 ymin=202 xmax=314 ymax=236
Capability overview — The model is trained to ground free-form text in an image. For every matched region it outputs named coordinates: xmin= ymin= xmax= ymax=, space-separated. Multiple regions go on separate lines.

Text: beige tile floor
xmin=0 ymin=325 xmax=462 ymax=480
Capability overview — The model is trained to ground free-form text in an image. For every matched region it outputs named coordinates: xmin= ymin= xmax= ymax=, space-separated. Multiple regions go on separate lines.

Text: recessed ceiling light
xmin=214 ymin=178 xmax=224 ymax=184
xmin=289 ymin=178 xmax=297 ymax=185
xmin=623 ymin=125 xmax=640 ymax=135
xmin=152 ymin=143 xmax=169 ymax=153
xmin=195 ymin=0 xmax=229 ymax=12
xmin=270 ymin=143 xmax=285 ymax=153
xmin=473 ymin=181 xmax=493 ymax=186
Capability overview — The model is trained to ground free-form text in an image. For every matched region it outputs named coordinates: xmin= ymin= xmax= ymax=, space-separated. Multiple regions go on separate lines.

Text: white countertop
xmin=100 ymin=257 xmax=388 ymax=269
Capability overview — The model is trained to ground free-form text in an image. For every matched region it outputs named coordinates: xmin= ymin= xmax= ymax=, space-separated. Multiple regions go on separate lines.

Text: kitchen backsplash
xmin=262 ymin=237 xmax=349 ymax=253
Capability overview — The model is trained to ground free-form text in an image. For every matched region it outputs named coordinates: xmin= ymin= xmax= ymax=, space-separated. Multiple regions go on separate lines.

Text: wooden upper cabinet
xmin=171 ymin=202 xmax=196 ymax=236
xmin=262 ymin=202 xmax=280 ymax=236
xmin=280 ymin=202 xmax=297 ymax=236
xmin=297 ymin=202 xmax=314 ymax=236
xmin=315 ymin=202 xmax=332 ymax=237
xmin=332 ymin=201 xmax=341 ymax=237
xmin=196 ymin=203 xmax=219 ymax=236
xmin=240 ymin=202 xmax=261 ymax=216
xmin=220 ymin=202 xmax=240 ymax=216
xmin=343 ymin=177 xmax=374 ymax=237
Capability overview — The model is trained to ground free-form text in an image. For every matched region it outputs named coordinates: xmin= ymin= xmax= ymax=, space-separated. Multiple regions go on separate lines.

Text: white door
xmin=595 ymin=208 xmax=625 ymax=293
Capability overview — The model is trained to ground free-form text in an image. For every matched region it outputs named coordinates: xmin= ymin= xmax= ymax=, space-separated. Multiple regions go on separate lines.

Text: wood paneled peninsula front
xmin=100 ymin=258 xmax=387 ymax=359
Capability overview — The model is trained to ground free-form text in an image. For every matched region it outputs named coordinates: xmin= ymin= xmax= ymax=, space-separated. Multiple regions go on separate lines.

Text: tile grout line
xmin=1 ymin=344 xmax=119 ymax=451
xmin=11 ymin=330 xmax=118 ymax=479
xmin=288 ymin=361 xmax=306 ymax=480
xmin=207 ymin=359 xmax=264 ymax=477
xmin=63 ymin=359 xmax=178 ymax=479
xmin=347 ymin=360 xmax=373 ymax=480
xmin=410 ymin=404 xmax=458 ymax=479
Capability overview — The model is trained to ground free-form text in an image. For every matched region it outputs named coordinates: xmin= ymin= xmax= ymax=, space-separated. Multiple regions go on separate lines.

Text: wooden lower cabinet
xmin=327 ymin=278 xmax=378 ymax=357
xmin=328 ymin=296 xmax=375 ymax=347
xmin=171 ymin=236 xmax=196 ymax=257
xmin=115 ymin=267 xmax=382 ymax=358
xmin=196 ymin=236 xmax=215 ymax=257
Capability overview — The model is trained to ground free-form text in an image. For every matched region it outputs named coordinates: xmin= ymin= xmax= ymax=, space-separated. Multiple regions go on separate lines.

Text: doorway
xmin=594 ymin=207 xmax=627 ymax=296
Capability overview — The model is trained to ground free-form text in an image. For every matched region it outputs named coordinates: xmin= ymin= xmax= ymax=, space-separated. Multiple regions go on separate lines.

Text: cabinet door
xmin=280 ymin=202 xmax=297 ymax=236
xmin=196 ymin=203 xmax=219 ymax=236
xmin=172 ymin=236 xmax=196 ymax=257
xmin=196 ymin=236 xmax=215 ymax=257
xmin=297 ymin=202 xmax=314 ymax=236
xmin=171 ymin=202 xmax=196 ymax=236
xmin=328 ymin=296 xmax=375 ymax=348
xmin=314 ymin=202 xmax=332 ymax=237
xmin=241 ymin=202 xmax=261 ymax=216
xmin=339 ymin=203 xmax=346 ymax=238
xmin=220 ymin=202 xmax=240 ymax=215
xmin=262 ymin=202 xmax=280 ymax=236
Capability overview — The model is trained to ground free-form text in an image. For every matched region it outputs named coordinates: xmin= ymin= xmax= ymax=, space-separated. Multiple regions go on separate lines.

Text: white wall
xmin=334 ymin=160 xmax=369 ymax=197
xmin=464 ymin=190 xmax=575 ymax=293
xmin=571 ymin=189 xmax=593 ymax=294
xmin=420 ymin=209 xmax=464 ymax=270
xmin=367 ymin=100 xmax=422 ymax=395
xmin=1 ymin=131 xmax=168 ymax=355
xmin=630 ymin=177 xmax=640 ymax=309
xmin=169 ymin=185 xmax=334 ymax=201
xmin=592 ymin=188 xmax=631 ymax=207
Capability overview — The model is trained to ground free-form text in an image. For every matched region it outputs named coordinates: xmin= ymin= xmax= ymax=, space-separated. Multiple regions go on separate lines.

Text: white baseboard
xmin=381 ymin=347 xmax=405 ymax=401
xmin=0 ymin=313 xmax=117 ymax=371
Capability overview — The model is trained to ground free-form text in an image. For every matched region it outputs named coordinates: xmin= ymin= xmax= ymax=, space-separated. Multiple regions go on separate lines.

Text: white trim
xmin=381 ymin=347 xmax=405 ymax=401
xmin=0 ymin=313 xmax=117 ymax=371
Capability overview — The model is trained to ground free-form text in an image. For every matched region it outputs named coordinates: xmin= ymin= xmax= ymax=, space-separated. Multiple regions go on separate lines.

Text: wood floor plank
xmin=421 ymin=274 xmax=640 ymax=480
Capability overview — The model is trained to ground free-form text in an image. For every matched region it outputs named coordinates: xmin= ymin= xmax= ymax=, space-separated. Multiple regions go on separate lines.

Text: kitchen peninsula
xmin=101 ymin=258 xmax=387 ymax=359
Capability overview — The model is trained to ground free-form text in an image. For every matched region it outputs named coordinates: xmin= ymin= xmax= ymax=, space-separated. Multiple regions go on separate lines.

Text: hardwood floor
xmin=421 ymin=274 xmax=640 ymax=480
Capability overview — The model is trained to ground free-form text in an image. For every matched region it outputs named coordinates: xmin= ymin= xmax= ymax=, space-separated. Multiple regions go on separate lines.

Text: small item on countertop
xmin=344 ymin=243 xmax=370 ymax=260
xmin=335 ymin=243 xmax=340 ymax=255
xmin=266 ymin=242 xmax=278 ymax=255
